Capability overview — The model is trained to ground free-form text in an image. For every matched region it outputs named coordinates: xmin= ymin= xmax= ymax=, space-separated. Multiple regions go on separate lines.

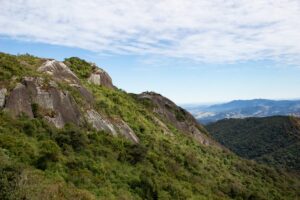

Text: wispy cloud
xmin=1 ymin=0 xmax=300 ymax=65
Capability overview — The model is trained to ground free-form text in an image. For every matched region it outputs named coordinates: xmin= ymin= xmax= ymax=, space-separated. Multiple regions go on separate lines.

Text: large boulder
xmin=38 ymin=60 xmax=80 ymax=84
xmin=4 ymin=77 xmax=83 ymax=127
xmin=26 ymin=77 xmax=82 ymax=128
xmin=5 ymin=83 xmax=33 ymax=118
xmin=88 ymin=68 xmax=114 ymax=89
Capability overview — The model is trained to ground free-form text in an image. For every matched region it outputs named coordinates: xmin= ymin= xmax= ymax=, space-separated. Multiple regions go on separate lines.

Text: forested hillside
xmin=0 ymin=52 xmax=299 ymax=200
xmin=206 ymin=116 xmax=300 ymax=171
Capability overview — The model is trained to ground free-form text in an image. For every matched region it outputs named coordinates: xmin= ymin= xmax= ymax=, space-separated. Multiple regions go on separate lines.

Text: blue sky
xmin=1 ymin=1 xmax=300 ymax=104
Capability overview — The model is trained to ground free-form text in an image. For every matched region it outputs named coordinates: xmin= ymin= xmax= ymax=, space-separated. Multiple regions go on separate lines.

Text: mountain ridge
xmin=0 ymin=52 xmax=299 ymax=199
xmin=185 ymin=99 xmax=300 ymax=124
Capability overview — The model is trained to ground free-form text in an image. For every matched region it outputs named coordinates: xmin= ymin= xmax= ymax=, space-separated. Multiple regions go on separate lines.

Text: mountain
xmin=185 ymin=99 xmax=300 ymax=124
xmin=0 ymin=52 xmax=299 ymax=199
xmin=206 ymin=116 xmax=300 ymax=171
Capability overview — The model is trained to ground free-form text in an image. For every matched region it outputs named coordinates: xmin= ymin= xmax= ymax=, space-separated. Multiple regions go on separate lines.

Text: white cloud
xmin=1 ymin=0 xmax=300 ymax=65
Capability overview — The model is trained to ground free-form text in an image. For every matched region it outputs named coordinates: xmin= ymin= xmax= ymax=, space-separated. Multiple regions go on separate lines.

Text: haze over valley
xmin=185 ymin=99 xmax=300 ymax=124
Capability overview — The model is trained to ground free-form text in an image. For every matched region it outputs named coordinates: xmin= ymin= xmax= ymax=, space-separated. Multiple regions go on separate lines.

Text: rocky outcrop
xmin=138 ymin=92 xmax=212 ymax=145
xmin=88 ymin=68 xmax=114 ymax=88
xmin=85 ymin=109 xmax=139 ymax=143
xmin=0 ymin=88 xmax=7 ymax=107
xmin=1 ymin=59 xmax=139 ymax=143
xmin=38 ymin=59 xmax=113 ymax=88
xmin=4 ymin=77 xmax=82 ymax=127
xmin=38 ymin=60 xmax=80 ymax=84
xmin=3 ymin=76 xmax=139 ymax=143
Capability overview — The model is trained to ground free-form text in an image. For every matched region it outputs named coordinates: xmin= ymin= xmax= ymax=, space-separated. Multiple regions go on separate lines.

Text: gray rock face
xmin=88 ymin=73 xmax=100 ymax=85
xmin=38 ymin=60 xmax=80 ymax=84
xmin=85 ymin=109 xmax=139 ymax=143
xmin=0 ymin=88 xmax=7 ymax=107
xmin=5 ymin=83 xmax=33 ymax=118
xmin=26 ymin=77 xmax=82 ymax=127
xmin=4 ymin=77 xmax=82 ymax=127
xmin=88 ymin=68 xmax=114 ymax=88
xmin=85 ymin=109 xmax=117 ymax=135
xmin=24 ymin=77 xmax=54 ymax=109
xmin=71 ymin=84 xmax=94 ymax=105
xmin=48 ymin=88 xmax=82 ymax=127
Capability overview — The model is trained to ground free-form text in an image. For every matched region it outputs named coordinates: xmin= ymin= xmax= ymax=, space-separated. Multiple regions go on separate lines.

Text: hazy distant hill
xmin=185 ymin=99 xmax=300 ymax=124
xmin=206 ymin=116 xmax=300 ymax=171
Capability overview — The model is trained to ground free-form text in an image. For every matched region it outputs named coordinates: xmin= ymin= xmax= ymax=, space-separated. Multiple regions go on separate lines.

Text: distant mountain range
xmin=184 ymin=99 xmax=300 ymax=124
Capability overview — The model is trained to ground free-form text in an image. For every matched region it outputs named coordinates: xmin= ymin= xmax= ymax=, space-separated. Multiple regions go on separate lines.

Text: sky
xmin=1 ymin=0 xmax=300 ymax=104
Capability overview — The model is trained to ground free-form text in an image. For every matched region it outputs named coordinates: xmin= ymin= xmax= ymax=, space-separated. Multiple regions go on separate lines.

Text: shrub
xmin=64 ymin=57 xmax=94 ymax=79
xmin=130 ymin=175 xmax=158 ymax=200
xmin=119 ymin=144 xmax=148 ymax=164
xmin=55 ymin=124 xmax=89 ymax=152
xmin=35 ymin=140 xmax=61 ymax=170
xmin=0 ymin=164 xmax=24 ymax=200
xmin=0 ymin=53 xmax=22 ymax=80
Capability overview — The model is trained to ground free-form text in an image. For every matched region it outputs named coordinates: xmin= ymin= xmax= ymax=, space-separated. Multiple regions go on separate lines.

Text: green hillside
xmin=0 ymin=52 xmax=299 ymax=200
xmin=206 ymin=116 xmax=300 ymax=171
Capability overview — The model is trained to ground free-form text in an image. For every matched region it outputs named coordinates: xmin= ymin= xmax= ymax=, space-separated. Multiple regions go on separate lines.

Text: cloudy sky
xmin=1 ymin=0 xmax=300 ymax=104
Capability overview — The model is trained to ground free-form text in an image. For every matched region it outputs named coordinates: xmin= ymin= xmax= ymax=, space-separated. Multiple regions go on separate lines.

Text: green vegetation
xmin=0 ymin=53 xmax=43 ymax=79
xmin=0 ymin=52 xmax=300 ymax=199
xmin=206 ymin=116 xmax=300 ymax=171
xmin=0 ymin=53 xmax=44 ymax=89
xmin=64 ymin=57 xmax=95 ymax=79
xmin=1 ymin=111 xmax=299 ymax=199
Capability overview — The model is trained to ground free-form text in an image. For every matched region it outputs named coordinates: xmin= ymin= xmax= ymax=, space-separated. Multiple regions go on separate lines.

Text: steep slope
xmin=0 ymin=52 xmax=299 ymax=200
xmin=185 ymin=99 xmax=300 ymax=124
xmin=137 ymin=92 xmax=216 ymax=146
xmin=0 ymin=54 xmax=138 ymax=143
xmin=206 ymin=116 xmax=300 ymax=171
